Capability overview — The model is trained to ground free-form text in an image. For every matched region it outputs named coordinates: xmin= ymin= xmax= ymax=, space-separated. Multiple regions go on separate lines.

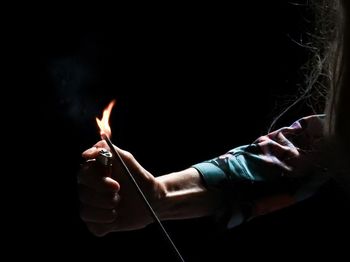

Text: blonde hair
xmin=269 ymin=0 xmax=345 ymax=133
xmin=324 ymin=0 xmax=350 ymax=153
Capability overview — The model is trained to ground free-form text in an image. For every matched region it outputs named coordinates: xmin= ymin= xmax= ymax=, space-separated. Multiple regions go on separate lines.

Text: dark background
xmin=10 ymin=1 xmax=349 ymax=261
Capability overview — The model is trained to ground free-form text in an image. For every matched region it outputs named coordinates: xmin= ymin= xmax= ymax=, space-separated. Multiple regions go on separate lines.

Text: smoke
xmin=50 ymin=56 xmax=97 ymax=123
xmin=49 ymin=33 xmax=103 ymax=124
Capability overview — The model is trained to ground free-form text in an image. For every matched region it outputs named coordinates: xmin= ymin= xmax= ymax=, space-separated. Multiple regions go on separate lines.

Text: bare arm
xmin=155 ymin=168 xmax=223 ymax=220
xmin=78 ymin=141 xmax=223 ymax=236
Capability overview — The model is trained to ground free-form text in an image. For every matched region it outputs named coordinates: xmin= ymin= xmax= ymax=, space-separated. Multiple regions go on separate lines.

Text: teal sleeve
xmin=191 ymin=144 xmax=304 ymax=228
xmin=192 ymin=162 xmax=228 ymax=188
xmin=191 ymin=115 xmax=328 ymax=229
xmin=192 ymin=144 xmax=275 ymax=190
xmin=192 ymin=145 xmax=263 ymax=228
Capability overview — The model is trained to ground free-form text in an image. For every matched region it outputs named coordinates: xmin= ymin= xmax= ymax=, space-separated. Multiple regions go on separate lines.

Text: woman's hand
xmin=78 ymin=140 xmax=165 ymax=236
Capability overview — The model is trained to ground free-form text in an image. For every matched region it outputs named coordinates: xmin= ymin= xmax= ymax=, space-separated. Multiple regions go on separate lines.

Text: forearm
xmin=155 ymin=168 xmax=224 ymax=221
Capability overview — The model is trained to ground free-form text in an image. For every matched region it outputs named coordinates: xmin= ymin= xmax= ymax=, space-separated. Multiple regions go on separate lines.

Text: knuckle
xmin=102 ymin=177 xmax=119 ymax=192
xmin=105 ymin=194 xmax=120 ymax=209
xmin=94 ymin=140 xmax=109 ymax=150
xmin=93 ymin=228 xmax=108 ymax=237
xmin=111 ymin=193 xmax=120 ymax=206
xmin=80 ymin=206 xmax=117 ymax=223
xmin=123 ymin=151 xmax=134 ymax=161
xmin=87 ymin=224 xmax=109 ymax=237
xmin=79 ymin=206 xmax=89 ymax=221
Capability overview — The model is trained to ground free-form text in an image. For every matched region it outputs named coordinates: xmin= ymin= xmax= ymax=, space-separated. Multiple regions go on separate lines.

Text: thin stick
xmin=102 ymin=134 xmax=185 ymax=262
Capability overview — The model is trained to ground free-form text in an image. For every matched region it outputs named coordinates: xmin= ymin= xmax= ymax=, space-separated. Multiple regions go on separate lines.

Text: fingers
xmin=80 ymin=205 xmax=117 ymax=224
xmin=93 ymin=140 xmax=109 ymax=149
xmin=78 ymin=161 xmax=121 ymax=236
xmin=82 ymin=140 xmax=110 ymax=159
xmin=85 ymin=222 xmax=118 ymax=237
xmin=78 ymin=162 xmax=120 ymax=193
xmin=82 ymin=147 xmax=99 ymax=159
xmin=79 ymin=141 xmax=121 ymax=237
xmin=79 ymin=185 xmax=120 ymax=209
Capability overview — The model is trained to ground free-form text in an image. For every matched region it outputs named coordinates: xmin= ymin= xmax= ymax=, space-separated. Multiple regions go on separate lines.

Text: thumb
xmin=89 ymin=140 xmax=154 ymax=183
xmin=110 ymin=145 xmax=154 ymax=184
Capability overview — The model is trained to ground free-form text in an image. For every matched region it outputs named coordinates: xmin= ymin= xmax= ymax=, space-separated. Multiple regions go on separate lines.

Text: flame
xmin=96 ymin=99 xmax=116 ymax=138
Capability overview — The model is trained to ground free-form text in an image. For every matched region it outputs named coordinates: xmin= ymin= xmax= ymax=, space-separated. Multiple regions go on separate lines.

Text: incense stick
xmin=101 ymin=134 xmax=185 ymax=262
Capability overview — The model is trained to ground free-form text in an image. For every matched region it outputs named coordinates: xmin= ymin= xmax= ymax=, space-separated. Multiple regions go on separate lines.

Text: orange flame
xmin=96 ymin=99 xmax=116 ymax=138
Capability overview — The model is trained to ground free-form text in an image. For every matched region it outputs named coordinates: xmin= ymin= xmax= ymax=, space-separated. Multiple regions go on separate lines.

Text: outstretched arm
xmin=78 ymin=140 xmax=223 ymax=236
xmin=78 ymin=115 xmax=327 ymax=236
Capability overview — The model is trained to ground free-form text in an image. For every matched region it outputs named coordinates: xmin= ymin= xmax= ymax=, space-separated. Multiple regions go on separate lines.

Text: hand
xmin=78 ymin=140 xmax=165 ymax=236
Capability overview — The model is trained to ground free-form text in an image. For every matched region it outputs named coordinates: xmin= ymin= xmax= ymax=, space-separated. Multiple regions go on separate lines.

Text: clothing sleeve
xmin=192 ymin=115 xmax=329 ymax=228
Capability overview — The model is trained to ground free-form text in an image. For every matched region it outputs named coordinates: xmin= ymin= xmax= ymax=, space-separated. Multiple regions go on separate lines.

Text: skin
xmin=79 ymin=1 xmax=350 ymax=237
xmin=78 ymin=140 xmax=223 ymax=237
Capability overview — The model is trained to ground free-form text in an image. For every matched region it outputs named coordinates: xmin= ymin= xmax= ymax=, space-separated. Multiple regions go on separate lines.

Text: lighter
xmin=95 ymin=148 xmax=113 ymax=178
xmin=96 ymin=149 xmax=113 ymax=167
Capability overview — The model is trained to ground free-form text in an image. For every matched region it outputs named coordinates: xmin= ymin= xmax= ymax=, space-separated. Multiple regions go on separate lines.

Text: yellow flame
xmin=96 ymin=99 xmax=116 ymax=138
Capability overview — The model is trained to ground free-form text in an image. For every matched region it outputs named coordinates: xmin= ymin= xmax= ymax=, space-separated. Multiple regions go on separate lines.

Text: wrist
xmin=154 ymin=168 xmax=220 ymax=221
xmin=152 ymin=176 xmax=168 ymax=220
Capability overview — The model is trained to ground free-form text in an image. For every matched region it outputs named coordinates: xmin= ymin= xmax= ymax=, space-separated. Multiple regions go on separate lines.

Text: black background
xmin=9 ymin=1 xmax=349 ymax=261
